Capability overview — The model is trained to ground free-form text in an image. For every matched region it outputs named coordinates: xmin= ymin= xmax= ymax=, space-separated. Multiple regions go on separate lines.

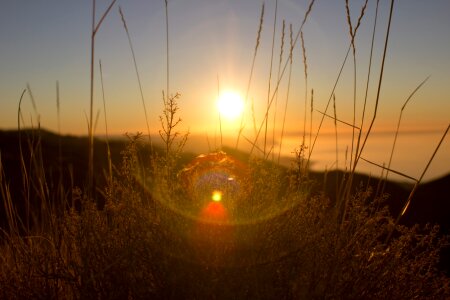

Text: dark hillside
xmin=0 ymin=129 xmax=127 ymax=228
xmin=1 ymin=129 xmax=449 ymax=231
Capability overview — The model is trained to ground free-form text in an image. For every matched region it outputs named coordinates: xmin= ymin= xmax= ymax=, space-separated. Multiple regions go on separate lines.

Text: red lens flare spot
xmin=201 ymin=201 xmax=227 ymax=222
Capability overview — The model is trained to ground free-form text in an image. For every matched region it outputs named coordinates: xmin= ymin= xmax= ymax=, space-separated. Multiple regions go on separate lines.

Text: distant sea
xmin=279 ymin=130 xmax=450 ymax=183
xmin=182 ymin=130 xmax=450 ymax=183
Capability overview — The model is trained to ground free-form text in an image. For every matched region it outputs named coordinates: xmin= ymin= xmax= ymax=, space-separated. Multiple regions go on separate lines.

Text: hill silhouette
xmin=1 ymin=129 xmax=449 ymax=228
xmin=1 ymin=128 xmax=449 ymax=273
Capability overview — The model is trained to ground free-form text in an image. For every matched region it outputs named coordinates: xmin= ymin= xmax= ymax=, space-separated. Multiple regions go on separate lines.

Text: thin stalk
xmin=350 ymin=43 xmax=356 ymax=171
xmin=88 ymin=0 xmax=96 ymax=196
xmin=333 ymin=94 xmax=339 ymax=202
xmin=353 ymin=0 xmax=380 ymax=171
xmin=88 ymin=0 xmax=117 ymax=196
xmin=243 ymin=135 xmax=265 ymax=155
xmin=263 ymin=0 xmax=278 ymax=156
xmin=236 ymin=2 xmax=265 ymax=149
xmin=94 ymin=109 xmax=101 ymax=134
xmin=359 ymin=156 xmax=418 ymax=182
xmin=99 ymin=60 xmax=112 ymax=184
xmin=56 ymin=81 xmax=61 ymax=167
xmin=301 ymin=31 xmax=308 ymax=147
xmin=272 ymin=19 xmax=285 ymax=161
xmin=386 ymin=123 xmax=450 ymax=243
xmin=1 ymin=153 xmax=19 ymax=233
xmin=217 ymin=74 xmax=223 ymax=149
xmin=309 ymin=89 xmax=313 ymax=160
xmin=354 ymin=0 xmax=395 ymax=171
xmin=250 ymin=0 xmax=316 ymax=156
xmin=17 ymin=89 xmax=28 ymax=231
xmin=307 ymin=45 xmax=351 ymax=162
xmin=119 ymin=6 xmax=152 ymax=149
xmin=165 ymin=0 xmax=169 ymax=99
xmin=345 ymin=0 xmax=369 ymax=172
xmin=26 ymin=83 xmax=39 ymax=120
xmin=343 ymin=0 xmax=395 ymax=223
xmin=278 ymin=23 xmax=294 ymax=163
xmin=381 ymin=76 xmax=429 ymax=193
xmin=315 ymin=110 xmax=360 ymax=130
xmin=56 ymin=81 xmax=63 ymax=205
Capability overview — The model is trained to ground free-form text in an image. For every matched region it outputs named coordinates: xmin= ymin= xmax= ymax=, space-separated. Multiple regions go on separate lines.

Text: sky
xmin=1 ymin=0 xmax=449 ymax=180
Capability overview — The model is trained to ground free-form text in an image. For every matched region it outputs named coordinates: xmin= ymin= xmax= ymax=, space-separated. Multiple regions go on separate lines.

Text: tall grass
xmin=250 ymin=0 xmax=316 ymax=156
xmin=381 ymin=76 xmax=430 ymax=194
xmin=271 ymin=19 xmax=285 ymax=161
xmin=300 ymin=30 xmax=308 ymax=149
xmin=236 ymin=1 xmax=265 ymax=149
xmin=99 ymin=60 xmax=112 ymax=185
xmin=88 ymin=0 xmax=117 ymax=197
xmin=277 ymin=22 xmax=294 ymax=163
xmin=263 ymin=0 xmax=278 ymax=157
xmin=118 ymin=6 xmax=152 ymax=149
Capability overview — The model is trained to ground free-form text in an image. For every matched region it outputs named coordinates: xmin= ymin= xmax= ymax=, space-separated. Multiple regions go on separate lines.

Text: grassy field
xmin=1 ymin=0 xmax=450 ymax=299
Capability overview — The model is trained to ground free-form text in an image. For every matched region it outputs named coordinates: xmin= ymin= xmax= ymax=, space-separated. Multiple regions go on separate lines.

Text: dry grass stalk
xmin=99 ymin=60 xmax=112 ymax=185
xmin=315 ymin=110 xmax=360 ymax=130
xmin=301 ymin=30 xmax=308 ymax=148
xmin=359 ymin=157 xmax=418 ymax=182
xmin=118 ymin=6 xmax=152 ymax=150
xmin=236 ymin=2 xmax=265 ymax=149
xmin=17 ymin=89 xmax=31 ymax=231
xmin=307 ymin=45 xmax=351 ymax=163
xmin=271 ymin=19 xmax=285 ymax=160
xmin=165 ymin=0 xmax=169 ymax=100
xmin=278 ymin=23 xmax=294 ymax=163
xmin=159 ymin=92 xmax=189 ymax=164
xmin=353 ymin=0 xmax=380 ymax=182
xmin=309 ymin=89 xmax=313 ymax=158
xmin=250 ymin=0 xmax=316 ymax=156
xmin=217 ymin=74 xmax=223 ymax=149
xmin=386 ymin=123 xmax=450 ymax=243
xmin=381 ymin=76 xmax=429 ymax=193
xmin=88 ymin=0 xmax=117 ymax=196
xmin=398 ymin=124 xmax=449 ymax=217
xmin=263 ymin=0 xmax=279 ymax=156
xmin=56 ymin=81 xmax=64 ymax=205
xmin=342 ymin=0 xmax=395 ymax=224
xmin=26 ymin=83 xmax=39 ymax=119
xmin=353 ymin=0 xmax=395 ymax=169
xmin=345 ymin=0 xmax=368 ymax=172
xmin=333 ymin=94 xmax=339 ymax=200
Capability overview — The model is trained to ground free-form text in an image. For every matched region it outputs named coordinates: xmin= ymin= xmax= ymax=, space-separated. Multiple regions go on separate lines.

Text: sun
xmin=217 ymin=90 xmax=244 ymax=120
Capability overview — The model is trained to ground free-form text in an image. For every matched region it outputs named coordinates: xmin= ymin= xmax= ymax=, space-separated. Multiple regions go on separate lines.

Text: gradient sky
xmin=1 ymin=0 xmax=449 ymax=180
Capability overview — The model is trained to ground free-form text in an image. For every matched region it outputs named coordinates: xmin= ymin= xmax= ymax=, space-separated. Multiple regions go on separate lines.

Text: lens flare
xmin=137 ymin=151 xmax=309 ymax=267
xmin=178 ymin=152 xmax=248 ymax=208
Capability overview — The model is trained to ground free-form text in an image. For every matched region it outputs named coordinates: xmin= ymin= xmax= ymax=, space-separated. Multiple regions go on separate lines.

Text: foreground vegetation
xmin=1 ymin=133 xmax=449 ymax=299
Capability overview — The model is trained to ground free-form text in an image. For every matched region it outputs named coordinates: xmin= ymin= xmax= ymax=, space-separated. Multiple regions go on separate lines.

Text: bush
xmin=2 ymin=138 xmax=449 ymax=299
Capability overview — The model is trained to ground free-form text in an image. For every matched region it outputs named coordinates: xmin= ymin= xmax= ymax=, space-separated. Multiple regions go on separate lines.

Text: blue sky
xmin=1 ymin=0 xmax=449 ymax=179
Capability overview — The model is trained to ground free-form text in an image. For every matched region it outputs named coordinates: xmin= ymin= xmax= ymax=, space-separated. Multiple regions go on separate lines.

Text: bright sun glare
xmin=217 ymin=90 xmax=244 ymax=120
xmin=211 ymin=190 xmax=222 ymax=202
